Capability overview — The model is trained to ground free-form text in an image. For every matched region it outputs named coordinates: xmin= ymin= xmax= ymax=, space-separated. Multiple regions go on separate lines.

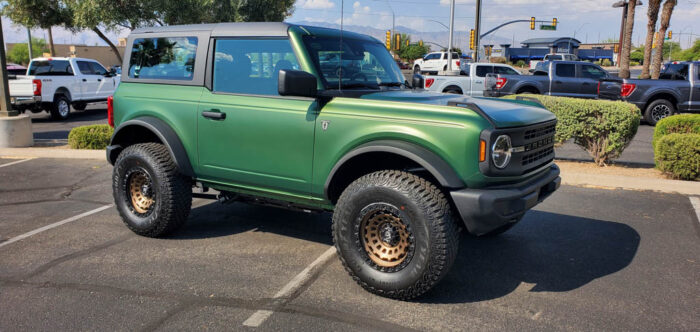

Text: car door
xmin=422 ymin=53 xmax=441 ymax=71
xmin=578 ymin=63 xmax=608 ymax=98
xmin=197 ymin=38 xmax=316 ymax=195
xmin=472 ymin=65 xmax=493 ymax=95
xmin=88 ymin=61 xmax=115 ymax=99
xmin=549 ymin=63 xmax=579 ymax=97
xmin=76 ymin=60 xmax=100 ymax=100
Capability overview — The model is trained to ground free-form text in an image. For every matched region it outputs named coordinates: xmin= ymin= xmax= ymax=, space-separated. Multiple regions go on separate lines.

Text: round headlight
xmin=492 ymin=135 xmax=512 ymax=169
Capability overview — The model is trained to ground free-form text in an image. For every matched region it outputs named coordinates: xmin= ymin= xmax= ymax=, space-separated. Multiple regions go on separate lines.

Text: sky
xmin=2 ymin=0 xmax=699 ymax=49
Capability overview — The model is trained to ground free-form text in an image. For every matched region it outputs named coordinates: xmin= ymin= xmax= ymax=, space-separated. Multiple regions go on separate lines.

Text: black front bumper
xmin=450 ymin=164 xmax=561 ymax=236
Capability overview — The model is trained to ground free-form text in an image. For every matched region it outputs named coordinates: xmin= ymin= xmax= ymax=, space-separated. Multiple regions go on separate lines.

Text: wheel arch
xmin=324 ymin=140 xmax=465 ymax=203
xmin=54 ymin=87 xmax=72 ymax=101
xmin=644 ymin=92 xmax=679 ymax=111
xmin=516 ymin=84 xmax=540 ymax=94
xmin=442 ymin=85 xmax=463 ymax=94
xmin=107 ymin=116 xmax=195 ymax=177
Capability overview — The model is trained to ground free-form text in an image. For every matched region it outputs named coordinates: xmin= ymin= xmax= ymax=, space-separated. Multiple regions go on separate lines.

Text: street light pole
xmin=385 ymin=0 xmax=395 ymax=50
xmin=26 ymin=28 xmax=33 ymax=64
xmin=474 ymin=0 xmax=482 ymax=62
xmin=447 ymin=0 xmax=455 ymax=72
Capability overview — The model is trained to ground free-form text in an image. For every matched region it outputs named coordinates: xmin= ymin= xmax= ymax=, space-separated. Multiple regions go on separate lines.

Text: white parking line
xmin=0 ymin=204 xmax=114 ymax=249
xmin=690 ymin=197 xmax=700 ymax=225
xmin=0 ymin=158 xmax=33 ymax=168
xmin=242 ymin=246 xmax=337 ymax=328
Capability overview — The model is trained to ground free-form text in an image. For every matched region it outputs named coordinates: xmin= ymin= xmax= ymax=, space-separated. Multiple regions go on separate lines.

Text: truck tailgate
xmin=597 ymin=78 xmax=622 ymax=100
xmin=9 ymin=77 xmax=35 ymax=97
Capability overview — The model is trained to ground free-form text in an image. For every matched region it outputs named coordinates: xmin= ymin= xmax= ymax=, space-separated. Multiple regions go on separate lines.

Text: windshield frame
xmin=301 ymin=35 xmax=405 ymax=90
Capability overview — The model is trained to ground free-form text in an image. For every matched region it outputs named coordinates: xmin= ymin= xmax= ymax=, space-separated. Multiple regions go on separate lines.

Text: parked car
xmin=485 ymin=60 xmax=609 ymax=99
xmin=413 ymin=51 xmax=461 ymax=74
xmin=6 ymin=63 xmax=27 ymax=76
xmin=8 ymin=57 xmax=120 ymax=120
xmin=107 ymin=22 xmax=560 ymax=300
xmin=529 ymin=53 xmax=579 ymax=71
xmin=424 ymin=63 xmax=521 ymax=96
xmin=598 ymin=61 xmax=700 ymax=125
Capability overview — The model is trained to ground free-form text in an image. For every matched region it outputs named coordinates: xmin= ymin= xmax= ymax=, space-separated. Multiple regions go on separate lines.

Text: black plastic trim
xmin=107 ymin=117 xmax=195 ymax=177
xmin=446 ymin=101 xmax=496 ymax=127
xmin=323 ymin=140 xmax=465 ymax=199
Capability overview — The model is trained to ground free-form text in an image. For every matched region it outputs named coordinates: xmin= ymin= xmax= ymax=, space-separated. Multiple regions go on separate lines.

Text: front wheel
xmin=332 ymin=170 xmax=459 ymax=300
xmin=113 ymin=143 xmax=192 ymax=237
xmin=644 ymin=99 xmax=675 ymax=126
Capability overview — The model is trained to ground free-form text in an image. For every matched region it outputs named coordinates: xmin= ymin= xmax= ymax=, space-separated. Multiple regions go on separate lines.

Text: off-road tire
xmin=49 ymin=95 xmax=71 ymax=120
xmin=644 ymin=99 xmax=675 ymax=126
xmin=72 ymin=102 xmax=87 ymax=111
xmin=113 ymin=143 xmax=192 ymax=237
xmin=332 ymin=170 xmax=459 ymax=300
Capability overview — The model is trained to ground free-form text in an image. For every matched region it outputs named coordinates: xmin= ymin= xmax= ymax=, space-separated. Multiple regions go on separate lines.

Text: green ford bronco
xmin=107 ymin=22 xmax=560 ymax=300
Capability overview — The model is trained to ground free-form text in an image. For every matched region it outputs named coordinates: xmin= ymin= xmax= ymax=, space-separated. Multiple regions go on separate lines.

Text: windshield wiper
xmin=329 ymin=83 xmax=380 ymax=90
xmin=377 ymin=82 xmax=402 ymax=87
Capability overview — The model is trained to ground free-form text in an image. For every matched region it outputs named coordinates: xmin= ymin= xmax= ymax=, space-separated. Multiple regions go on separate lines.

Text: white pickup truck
xmin=423 ymin=62 xmax=521 ymax=96
xmin=529 ymin=53 xmax=579 ymax=71
xmin=413 ymin=52 xmax=462 ymax=75
xmin=9 ymin=57 xmax=120 ymax=120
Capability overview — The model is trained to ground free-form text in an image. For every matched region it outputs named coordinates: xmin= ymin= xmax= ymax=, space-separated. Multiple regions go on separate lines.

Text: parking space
xmin=26 ymin=104 xmax=108 ymax=144
xmin=1 ymin=157 xmax=698 ymax=330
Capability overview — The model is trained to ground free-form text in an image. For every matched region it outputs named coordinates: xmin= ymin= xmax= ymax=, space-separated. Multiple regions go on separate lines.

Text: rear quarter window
xmin=28 ymin=60 xmax=74 ymax=76
xmin=128 ymin=37 xmax=198 ymax=80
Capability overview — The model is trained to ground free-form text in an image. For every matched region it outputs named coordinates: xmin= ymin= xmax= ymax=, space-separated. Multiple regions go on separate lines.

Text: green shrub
xmin=652 ymin=114 xmax=700 ymax=149
xmin=68 ymin=124 xmax=114 ymax=150
xmin=654 ymin=133 xmax=700 ymax=180
xmin=503 ymin=94 xmax=641 ymax=165
xmin=515 ymin=60 xmax=526 ymax=68
xmin=601 ymin=59 xmax=612 ymax=66
xmin=630 ymin=61 xmax=640 ymax=66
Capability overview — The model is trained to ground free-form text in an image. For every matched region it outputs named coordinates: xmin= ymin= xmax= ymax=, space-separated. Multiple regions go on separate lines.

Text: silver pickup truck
xmin=598 ymin=61 xmax=700 ymax=125
xmin=423 ymin=63 xmax=520 ymax=96
xmin=484 ymin=61 xmax=609 ymax=99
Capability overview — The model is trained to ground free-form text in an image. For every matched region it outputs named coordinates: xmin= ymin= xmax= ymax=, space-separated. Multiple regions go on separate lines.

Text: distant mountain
xmin=288 ymin=20 xmax=514 ymax=52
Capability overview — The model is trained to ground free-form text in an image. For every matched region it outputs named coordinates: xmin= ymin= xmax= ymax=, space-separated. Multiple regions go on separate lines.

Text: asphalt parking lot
xmin=1 ymin=157 xmax=698 ymax=331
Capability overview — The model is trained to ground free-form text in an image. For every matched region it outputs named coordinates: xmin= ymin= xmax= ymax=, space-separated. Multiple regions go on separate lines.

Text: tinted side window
xmin=90 ymin=62 xmax=108 ymax=76
xmin=580 ymin=65 xmax=607 ymax=79
xmin=128 ymin=37 xmax=198 ymax=80
xmin=494 ymin=66 xmax=519 ymax=75
xmin=555 ymin=64 xmax=576 ymax=77
xmin=77 ymin=61 xmax=94 ymax=75
xmin=28 ymin=60 xmax=73 ymax=76
xmin=461 ymin=64 xmax=470 ymax=76
xmin=425 ymin=53 xmax=440 ymax=60
xmin=475 ymin=65 xmax=493 ymax=77
xmin=213 ymin=39 xmax=299 ymax=96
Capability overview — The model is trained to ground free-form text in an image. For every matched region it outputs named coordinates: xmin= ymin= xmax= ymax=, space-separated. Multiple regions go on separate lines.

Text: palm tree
xmin=641 ymin=0 xmax=661 ymax=79
xmin=651 ymin=0 xmax=677 ymax=79
xmin=619 ymin=0 xmax=639 ymax=79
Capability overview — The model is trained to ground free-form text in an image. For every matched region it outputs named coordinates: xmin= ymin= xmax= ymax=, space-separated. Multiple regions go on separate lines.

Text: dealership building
xmin=485 ymin=37 xmax=615 ymax=63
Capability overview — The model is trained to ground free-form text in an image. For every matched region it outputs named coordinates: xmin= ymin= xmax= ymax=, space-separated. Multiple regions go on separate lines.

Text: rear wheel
xmin=332 ymin=170 xmax=459 ymax=300
xmin=113 ymin=143 xmax=192 ymax=237
xmin=644 ymin=99 xmax=675 ymax=126
xmin=443 ymin=87 xmax=463 ymax=95
xmin=49 ymin=95 xmax=71 ymax=120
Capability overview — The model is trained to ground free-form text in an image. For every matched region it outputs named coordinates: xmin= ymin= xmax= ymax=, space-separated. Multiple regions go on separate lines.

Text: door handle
xmin=554 ymin=80 xmax=563 ymax=84
xmin=202 ymin=110 xmax=226 ymax=120
xmin=82 ymin=78 xmax=87 ymax=82
xmin=98 ymin=79 xmax=102 ymax=82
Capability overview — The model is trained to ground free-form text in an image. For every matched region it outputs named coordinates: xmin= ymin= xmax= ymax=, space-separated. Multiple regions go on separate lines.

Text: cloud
xmin=298 ymin=0 xmax=335 ymax=9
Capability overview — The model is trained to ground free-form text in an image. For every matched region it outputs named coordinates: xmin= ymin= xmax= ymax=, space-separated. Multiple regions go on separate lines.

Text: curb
xmin=0 ymin=147 xmax=105 ymax=160
xmin=1 ymin=146 xmax=697 ymax=195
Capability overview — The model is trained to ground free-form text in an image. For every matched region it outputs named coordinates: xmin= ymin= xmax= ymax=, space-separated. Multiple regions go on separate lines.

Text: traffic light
xmin=406 ymin=39 xmax=409 ymax=47
xmin=419 ymin=40 xmax=423 ymax=47
xmin=614 ymin=43 xmax=619 ymax=53
xmin=385 ymin=30 xmax=391 ymax=50
xmin=469 ymin=29 xmax=475 ymax=50
xmin=395 ymin=34 xmax=401 ymax=50
xmin=668 ymin=30 xmax=672 ymax=39
xmin=530 ymin=17 xmax=536 ymax=30
xmin=552 ymin=18 xmax=557 ymax=27
xmin=652 ymin=32 xmax=659 ymax=48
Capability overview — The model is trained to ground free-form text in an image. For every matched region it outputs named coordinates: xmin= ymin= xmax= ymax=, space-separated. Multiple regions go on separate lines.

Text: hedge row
xmin=653 ymin=115 xmax=700 ymax=180
xmin=503 ymin=94 xmax=641 ymax=165
xmin=68 ymin=124 xmax=114 ymax=150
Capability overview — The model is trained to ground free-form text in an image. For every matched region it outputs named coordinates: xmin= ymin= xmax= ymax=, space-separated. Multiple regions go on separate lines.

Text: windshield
xmin=302 ymin=36 xmax=404 ymax=90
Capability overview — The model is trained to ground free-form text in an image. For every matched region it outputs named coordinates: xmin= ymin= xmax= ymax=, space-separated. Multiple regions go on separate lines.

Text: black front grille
xmin=522 ymin=146 xmax=554 ymax=166
xmin=524 ymin=124 xmax=556 ymax=140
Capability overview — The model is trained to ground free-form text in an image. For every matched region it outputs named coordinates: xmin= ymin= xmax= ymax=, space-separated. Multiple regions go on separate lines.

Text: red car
xmin=7 ymin=63 xmax=27 ymax=76
xmin=395 ymin=59 xmax=409 ymax=70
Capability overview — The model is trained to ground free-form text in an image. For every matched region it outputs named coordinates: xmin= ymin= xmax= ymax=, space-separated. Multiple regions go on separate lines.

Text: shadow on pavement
xmin=169 ymin=203 xmax=640 ymax=304
xmin=422 ymin=210 xmax=640 ymax=303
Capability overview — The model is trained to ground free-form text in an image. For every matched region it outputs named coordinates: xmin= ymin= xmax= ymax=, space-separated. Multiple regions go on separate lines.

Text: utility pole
xmin=474 ymin=0 xmax=482 ymax=62
xmin=447 ymin=0 xmax=455 ymax=72
xmin=26 ymin=28 xmax=33 ymax=63
xmin=1 ymin=21 xmax=14 ymax=117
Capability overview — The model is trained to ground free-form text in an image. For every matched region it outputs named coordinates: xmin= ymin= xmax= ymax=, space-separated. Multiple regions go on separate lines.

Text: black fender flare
xmin=324 ymin=140 xmax=465 ymax=199
xmin=106 ymin=116 xmax=195 ymax=177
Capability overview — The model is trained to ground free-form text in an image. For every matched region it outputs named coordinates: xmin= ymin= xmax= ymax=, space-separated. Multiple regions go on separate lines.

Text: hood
xmin=360 ymin=90 xmax=556 ymax=128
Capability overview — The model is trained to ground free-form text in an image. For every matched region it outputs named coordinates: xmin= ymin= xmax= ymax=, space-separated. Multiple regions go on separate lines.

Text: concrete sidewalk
xmin=1 ymin=147 xmax=698 ymax=195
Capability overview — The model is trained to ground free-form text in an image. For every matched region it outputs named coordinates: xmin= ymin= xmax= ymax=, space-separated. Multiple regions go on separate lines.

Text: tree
xmin=641 ymin=0 xmax=661 ymax=79
xmin=1 ymin=0 xmax=71 ymax=56
xmin=651 ymin=0 xmax=676 ymax=79
xmin=679 ymin=39 xmax=700 ymax=61
xmin=155 ymin=0 xmax=295 ymax=25
xmin=7 ymin=38 xmax=50 ymax=65
xmin=619 ymin=0 xmax=638 ymax=79
xmin=630 ymin=45 xmax=645 ymax=63
xmin=661 ymin=41 xmax=682 ymax=60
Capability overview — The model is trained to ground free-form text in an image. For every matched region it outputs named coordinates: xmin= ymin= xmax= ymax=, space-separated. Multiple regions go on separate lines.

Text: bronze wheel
xmin=358 ymin=203 xmax=414 ymax=272
xmin=126 ymin=169 xmax=155 ymax=215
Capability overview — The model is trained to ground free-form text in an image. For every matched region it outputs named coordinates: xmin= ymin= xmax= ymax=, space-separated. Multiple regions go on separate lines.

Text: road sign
xmin=540 ymin=25 xmax=556 ymax=31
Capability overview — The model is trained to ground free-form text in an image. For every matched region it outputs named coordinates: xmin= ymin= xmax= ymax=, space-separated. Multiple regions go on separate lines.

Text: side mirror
xmin=412 ymin=74 xmax=425 ymax=89
xmin=278 ymin=70 xmax=318 ymax=98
